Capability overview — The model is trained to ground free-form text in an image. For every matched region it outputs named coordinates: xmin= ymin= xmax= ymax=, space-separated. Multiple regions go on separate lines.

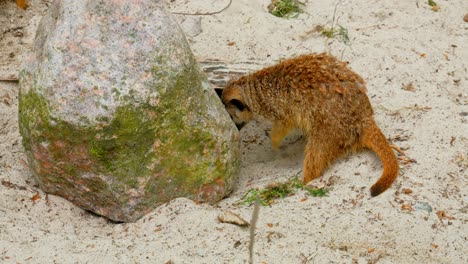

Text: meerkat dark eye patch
xmin=215 ymin=88 xmax=223 ymax=99
xmin=230 ymin=99 xmax=246 ymax=111
xmin=235 ymin=122 xmax=246 ymax=130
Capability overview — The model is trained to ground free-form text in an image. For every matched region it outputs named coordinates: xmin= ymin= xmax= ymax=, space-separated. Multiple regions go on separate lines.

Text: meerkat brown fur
xmin=221 ymin=53 xmax=399 ymax=196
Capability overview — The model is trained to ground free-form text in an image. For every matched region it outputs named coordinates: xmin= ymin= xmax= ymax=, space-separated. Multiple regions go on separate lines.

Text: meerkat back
xmin=222 ymin=53 xmax=399 ymax=196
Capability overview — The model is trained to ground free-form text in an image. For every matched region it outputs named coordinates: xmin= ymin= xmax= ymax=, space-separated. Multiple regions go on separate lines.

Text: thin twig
xmin=355 ymin=24 xmax=384 ymax=31
xmin=0 ymin=75 xmax=19 ymax=81
xmin=171 ymin=0 xmax=232 ymax=16
xmin=249 ymin=198 xmax=260 ymax=264
xmin=391 ymin=144 xmax=417 ymax=164
xmin=330 ymin=0 xmax=344 ymax=29
xmin=390 ymin=144 xmax=406 ymax=156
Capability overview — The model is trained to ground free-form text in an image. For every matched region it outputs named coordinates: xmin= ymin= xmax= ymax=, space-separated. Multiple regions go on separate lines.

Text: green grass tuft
xmin=238 ymin=176 xmax=328 ymax=206
xmin=305 ymin=187 xmax=328 ymax=197
xmin=428 ymin=0 xmax=437 ymax=7
xmin=269 ymin=0 xmax=304 ymax=18
xmin=321 ymin=25 xmax=350 ymax=45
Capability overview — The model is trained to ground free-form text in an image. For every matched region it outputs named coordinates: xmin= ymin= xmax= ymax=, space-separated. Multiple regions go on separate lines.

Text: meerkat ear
xmin=230 ymin=99 xmax=246 ymax=111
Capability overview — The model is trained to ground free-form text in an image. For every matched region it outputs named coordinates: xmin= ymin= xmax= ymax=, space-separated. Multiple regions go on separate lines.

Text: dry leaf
xmin=1 ymin=180 xmax=12 ymax=188
xmin=450 ymin=136 xmax=456 ymax=146
xmin=376 ymin=212 xmax=383 ymax=220
xmin=402 ymin=82 xmax=415 ymax=92
xmin=218 ymin=211 xmax=250 ymax=227
xmin=392 ymin=144 xmax=417 ymax=165
xmin=400 ymin=157 xmax=417 ymax=165
xmin=391 ymin=144 xmax=407 ymax=156
xmin=31 ymin=193 xmax=41 ymax=202
xmin=436 ymin=210 xmax=455 ymax=222
xmin=402 ymin=188 xmax=413 ymax=194
xmin=227 ymin=41 xmax=235 ymax=46
xmin=405 ymin=105 xmax=431 ymax=112
xmin=454 ymin=152 xmax=467 ymax=169
xmin=266 ymin=223 xmax=273 ymax=228
xmin=266 ymin=231 xmax=284 ymax=243
xmin=1 ymin=180 xmax=16 ymax=189
xmin=20 ymin=159 xmax=30 ymax=169
xmin=431 ymin=243 xmax=438 ymax=249
xmin=401 ymin=203 xmax=413 ymax=211
xmin=2 ymin=93 xmax=12 ymax=106
xmin=300 ymin=197 xmax=307 ymax=202
xmin=443 ymin=53 xmax=450 ymax=61
xmin=367 ymin=248 xmax=376 ymax=253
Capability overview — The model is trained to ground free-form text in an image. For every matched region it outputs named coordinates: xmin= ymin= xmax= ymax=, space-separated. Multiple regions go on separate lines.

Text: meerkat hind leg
xmin=303 ymin=139 xmax=344 ymax=184
xmin=270 ymin=121 xmax=293 ymax=149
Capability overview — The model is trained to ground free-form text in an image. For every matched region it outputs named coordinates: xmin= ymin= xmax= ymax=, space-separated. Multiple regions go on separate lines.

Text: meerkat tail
xmin=361 ymin=121 xmax=399 ymax=196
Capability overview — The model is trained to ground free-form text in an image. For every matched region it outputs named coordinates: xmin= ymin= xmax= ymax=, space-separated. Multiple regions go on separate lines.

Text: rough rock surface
xmin=18 ymin=0 xmax=240 ymax=222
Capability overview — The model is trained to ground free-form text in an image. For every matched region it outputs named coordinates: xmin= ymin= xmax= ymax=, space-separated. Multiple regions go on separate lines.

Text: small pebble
xmin=414 ymin=201 xmax=433 ymax=213
xmin=464 ymin=14 xmax=468 ymax=22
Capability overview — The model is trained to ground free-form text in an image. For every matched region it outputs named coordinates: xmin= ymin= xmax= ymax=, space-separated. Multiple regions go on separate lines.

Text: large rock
xmin=18 ymin=0 xmax=240 ymax=222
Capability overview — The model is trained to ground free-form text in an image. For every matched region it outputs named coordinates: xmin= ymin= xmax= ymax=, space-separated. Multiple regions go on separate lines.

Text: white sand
xmin=1 ymin=0 xmax=467 ymax=263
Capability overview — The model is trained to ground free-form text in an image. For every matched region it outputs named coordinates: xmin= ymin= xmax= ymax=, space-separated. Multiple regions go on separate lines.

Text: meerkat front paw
xmin=270 ymin=121 xmax=292 ymax=149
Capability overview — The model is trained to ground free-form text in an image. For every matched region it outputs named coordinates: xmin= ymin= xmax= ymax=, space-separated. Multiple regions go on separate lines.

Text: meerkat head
xmin=221 ymin=83 xmax=253 ymax=130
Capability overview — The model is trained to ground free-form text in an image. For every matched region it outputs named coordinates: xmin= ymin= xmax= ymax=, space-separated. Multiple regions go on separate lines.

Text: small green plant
xmin=239 ymin=189 xmax=263 ymax=205
xmin=321 ymin=25 xmax=350 ymax=45
xmin=428 ymin=0 xmax=437 ymax=7
xmin=427 ymin=0 xmax=440 ymax=11
xmin=268 ymin=0 xmax=304 ymax=18
xmin=321 ymin=27 xmax=335 ymax=38
xmin=238 ymin=176 xmax=328 ymax=206
xmin=319 ymin=0 xmax=351 ymax=46
xmin=305 ymin=187 xmax=328 ymax=197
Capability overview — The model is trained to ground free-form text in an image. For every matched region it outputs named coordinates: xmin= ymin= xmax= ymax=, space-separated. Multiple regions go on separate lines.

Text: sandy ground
xmin=1 ymin=0 xmax=467 ymax=263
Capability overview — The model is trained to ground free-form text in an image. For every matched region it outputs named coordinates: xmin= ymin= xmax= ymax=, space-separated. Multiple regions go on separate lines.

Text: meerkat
xmin=16 ymin=0 xmax=28 ymax=10
xmin=221 ymin=53 xmax=399 ymax=196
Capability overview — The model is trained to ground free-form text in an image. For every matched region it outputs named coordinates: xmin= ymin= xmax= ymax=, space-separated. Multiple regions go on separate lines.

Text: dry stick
xmin=390 ymin=144 xmax=406 ymax=156
xmin=171 ymin=0 xmax=232 ymax=16
xmin=0 ymin=75 xmax=19 ymax=81
xmin=390 ymin=144 xmax=417 ymax=164
xmin=355 ymin=24 xmax=384 ymax=31
xmin=249 ymin=198 xmax=260 ymax=264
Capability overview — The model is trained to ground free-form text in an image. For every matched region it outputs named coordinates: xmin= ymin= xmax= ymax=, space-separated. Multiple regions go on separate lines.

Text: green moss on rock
xmin=18 ymin=57 xmax=239 ymax=221
xmin=18 ymin=0 xmax=239 ymax=222
xmin=19 ymin=89 xmax=157 ymax=190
